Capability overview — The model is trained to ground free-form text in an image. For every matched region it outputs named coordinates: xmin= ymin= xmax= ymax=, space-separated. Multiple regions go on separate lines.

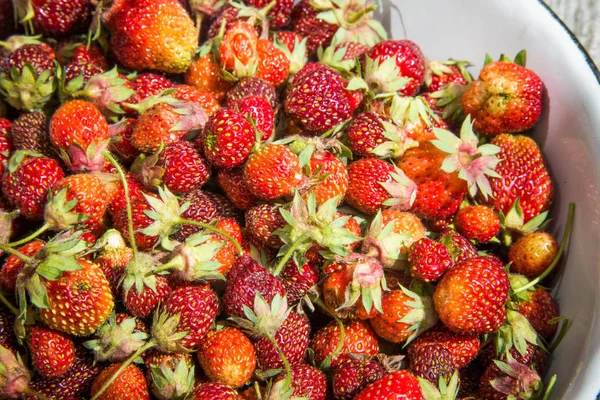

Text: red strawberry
xmin=279 ymin=261 xmax=320 ymax=305
xmin=508 ymin=232 xmax=558 ymax=279
xmin=124 ymin=274 xmax=171 ymax=318
xmin=245 ymin=0 xmax=293 ymax=28
xmin=113 ymin=199 xmax=159 ymax=251
xmin=218 ymin=20 xmax=259 ymax=77
xmin=423 ymin=60 xmax=470 ymax=92
xmin=408 ymin=237 xmax=454 ymax=282
xmin=408 ymin=325 xmax=480 ymax=369
xmin=144 ymin=352 xmax=194 ymax=399
xmin=29 ymin=325 xmax=75 ymax=378
xmin=462 ymin=61 xmax=543 ymax=136
xmin=285 ymin=63 xmax=362 ymax=135
xmin=0 ymin=119 xmax=13 ymax=176
xmin=71 ymin=44 xmax=109 ymax=70
xmin=2 ymin=152 xmax=65 ymax=220
xmin=91 ymin=363 xmax=149 ymax=400
xmin=193 ymin=382 xmax=240 ymax=399
xmin=235 ymin=96 xmax=275 ymax=141
xmin=365 ymin=40 xmax=426 ymax=96
xmin=270 ymin=364 xmax=326 ymax=400
xmin=107 ymin=174 xmax=146 ymax=216
xmin=226 ymin=77 xmax=278 ymax=110
xmin=49 ymin=100 xmax=110 ymax=172
xmin=311 ymin=320 xmax=379 ymax=368
xmin=128 ymin=72 xmax=174 ymax=110
xmin=482 ymin=134 xmax=553 ymax=223
xmin=200 ymin=109 xmax=255 ymax=169
xmin=355 ymin=370 xmax=422 ymax=400
xmin=217 ymin=168 xmax=259 ymax=210
xmin=156 ymin=141 xmax=211 ymax=194
xmin=0 ymin=240 xmax=45 ymax=293
xmin=438 ymin=228 xmax=478 ymax=263
xmin=30 ymin=0 xmax=91 ymax=38
xmin=290 ymin=0 xmax=337 ymax=54
xmin=515 ymin=287 xmax=559 ymax=340
xmin=434 ymin=257 xmax=510 ymax=335
xmin=478 ymin=357 xmax=543 ymax=400
xmin=171 ymin=84 xmax=220 ymax=118
xmin=331 ymin=355 xmax=385 ymax=400
xmin=244 ymin=144 xmax=305 ymax=201
xmin=256 ymin=39 xmax=290 ymax=87
xmin=108 ymin=119 xmax=140 ymax=163
xmin=9 ymin=112 xmax=54 ymax=157
xmin=185 ymin=53 xmax=232 ymax=103
xmin=409 ymin=342 xmax=455 ymax=383
xmin=345 ymin=112 xmax=388 ymax=157
xmin=305 ymin=150 xmax=349 ymax=205
xmin=455 ymin=204 xmax=500 ymax=242
xmin=245 ymin=203 xmax=285 ymax=249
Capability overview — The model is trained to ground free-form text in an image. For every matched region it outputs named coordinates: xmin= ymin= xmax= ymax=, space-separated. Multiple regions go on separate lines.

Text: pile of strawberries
xmin=0 ymin=0 xmax=574 ymax=399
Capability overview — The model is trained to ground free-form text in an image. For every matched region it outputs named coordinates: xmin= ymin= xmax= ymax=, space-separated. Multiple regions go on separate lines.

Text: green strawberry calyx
xmin=84 ymin=313 xmax=149 ymax=363
xmin=159 ymin=233 xmax=225 ymax=282
xmin=361 ymin=210 xmax=412 ymax=268
xmin=419 ymin=370 xmax=460 ymax=400
xmin=149 ymin=355 xmax=196 ymax=400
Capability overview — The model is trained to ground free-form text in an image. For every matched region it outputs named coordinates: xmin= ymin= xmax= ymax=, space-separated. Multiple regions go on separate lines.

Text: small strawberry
xmin=197 ymin=327 xmax=256 ymax=388
xmin=235 ymin=95 xmax=275 ymax=141
xmin=226 ymin=76 xmax=278 ymax=110
xmin=0 ymin=240 xmax=45 ymax=293
xmin=218 ymin=20 xmax=259 ymax=78
xmin=217 ymin=168 xmax=259 ymax=210
xmin=108 ymin=119 xmax=140 ymax=163
xmin=438 ymin=229 xmax=478 ymax=263
xmin=127 ymin=72 xmax=174 ymax=111
xmin=256 ymin=39 xmax=290 ymax=87
xmin=515 ymin=287 xmax=559 ymax=340
xmin=113 ymin=199 xmax=159 ymax=251
xmin=185 ymin=53 xmax=231 ymax=102
xmin=355 ymin=370 xmax=422 ymax=400
xmin=268 ymin=364 xmax=327 ymax=400
xmin=171 ymin=84 xmax=221 ymax=118
xmin=290 ymin=0 xmax=337 ymax=54
xmin=408 ymin=237 xmax=454 ymax=282
xmin=331 ymin=355 xmax=385 ymax=400
xmin=462 ymin=60 xmax=543 ymax=136
xmin=123 ymin=272 xmax=171 ymax=318
xmin=244 ymin=144 xmax=305 ymax=201
xmin=0 ymin=119 xmax=12 ymax=176
xmin=84 ymin=313 xmax=150 ymax=363
xmin=409 ymin=342 xmax=455 ymax=383
xmin=145 ymin=352 xmax=194 ymax=400
xmin=345 ymin=112 xmax=388 ymax=158
xmin=423 ymin=59 xmax=472 ymax=93
xmin=434 ymin=257 xmax=510 ymax=335
xmin=28 ymin=325 xmax=75 ymax=378
xmin=279 ymin=260 xmax=320 ymax=305
xmin=508 ymin=232 xmax=558 ymax=279
xmin=9 ymin=112 xmax=54 ymax=157
xmin=478 ymin=357 xmax=543 ymax=400
xmin=245 ymin=0 xmax=293 ymax=28
xmin=70 ymin=43 xmax=109 ymax=70
xmin=245 ymin=203 xmax=285 ymax=249
xmin=304 ymin=150 xmax=349 ymax=206
xmin=310 ymin=320 xmax=379 ymax=368
xmin=91 ymin=363 xmax=149 ymax=400
xmin=408 ymin=325 xmax=480 ymax=369
xmin=193 ymin=382 xmax=240 ymax=399
xmin=454 ymin=205 xmax=500 ymax=243
xmin=28 ymin=0 xmax=91 ymax=38
xmin=199 ymin=109 xmax=255 ymax=169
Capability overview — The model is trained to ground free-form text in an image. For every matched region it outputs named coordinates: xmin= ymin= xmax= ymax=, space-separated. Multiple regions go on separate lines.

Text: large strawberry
xmin=91 ymin=363 xmax=149 ymax=400
xmin=28 ymin=325 xmax=75 ymax=378
xmin=200 ymin=109 xmax=255 ymax=169
xmin=103 ymin=0 xmax=198 ymax=73
xmin=22 ymin=0 xmax=91 ymax=37
xmin=310 ymin=320 xmax=379 ymax=368
xmin=331 ymin=355 xmax=385 ymax=400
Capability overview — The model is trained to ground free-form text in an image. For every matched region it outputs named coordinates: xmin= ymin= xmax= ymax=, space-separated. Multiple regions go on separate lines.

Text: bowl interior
xmin=378 ymin=0 xmax=600 ymax=398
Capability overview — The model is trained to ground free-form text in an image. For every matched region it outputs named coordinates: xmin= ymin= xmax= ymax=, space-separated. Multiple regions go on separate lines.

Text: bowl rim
xmin=536 ymin=0 xmax=600 ymax=84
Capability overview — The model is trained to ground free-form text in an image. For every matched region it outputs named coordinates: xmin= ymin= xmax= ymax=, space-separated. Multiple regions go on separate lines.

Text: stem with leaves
xmin=273 ymin=233 xmax=310 ymax=276
xmin=6 ymin=224 xmax=49 ymax=248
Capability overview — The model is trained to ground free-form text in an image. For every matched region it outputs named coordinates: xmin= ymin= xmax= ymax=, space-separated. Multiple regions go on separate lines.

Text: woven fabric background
xmin=545 ymin=0 xmax=600 ymax=63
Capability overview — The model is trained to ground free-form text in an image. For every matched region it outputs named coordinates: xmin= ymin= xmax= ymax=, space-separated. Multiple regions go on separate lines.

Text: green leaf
xmin=514 ymin=49 xmax=527 ymax=67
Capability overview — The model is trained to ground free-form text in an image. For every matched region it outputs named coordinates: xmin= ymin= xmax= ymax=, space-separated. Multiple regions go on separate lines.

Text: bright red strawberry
xmin=153 ymin=284 xmax=219 ymax=351
xmin=217 ymin=168 xmax=260 ymax=210
xmin=409 ymin=342 xmax=455 ymax=383
xmin=305 ymin=150 xmax=349 ymax=205
xmin=245 ymin=0 xmax=293 ymax=28
xmin=434 ymin=257 xmax=510 ymax=335
xmin=208 ymin=218 xmax=244 ymax=276
xmin=218 ymin=20 xmax=259 ymax=77
xmin=9 ymin=112 xmax=54 ymax=157
xmin=49 ymin=100 xmax=110 ymax=172
xmin=103 ymin=0 xmax=197 ymax=73
xmin=29 ymin=325 xmax=75 ymax=378
xmin=171 ymin=84 xmax=221 ymax=118
xmin=107 ymin=174 xmax=146 ymax=216
xmin=235 ymin=96 xmax=274 ymax=141
xmin=331 ymin=355 xmax=385 ymax=400
xmin=2 ymin=152 xmax=65 ymax=220
xmin=244 ymin=144 xmax=306 ymax=200
xmin=128 ymin=72 xmax=174 ymax=109
xmin=245 ymin=203 xmax=285 ymax=248
xmin=270 ymin=364 xmax=326 ymax=400
xmin=290 ymin=0 xmax=337 ymax=54
xmin=423 ymin=59 xmax=471 ymax=93
xmin=113 ymin=199 xmax=159 ymax=251
xmin=285 ymin=63 xmax=362 ymax=135
xmin=365 ymin=40 xmax=426 ymax=96
xmin=91 ymin=363 xmax=149 ymax=400
xmin=462 ymin=61 xmax=543 ymax=136
xmin=200 ymin=109 xmax=255 ymax=169
xmin=408 ymin=237 xmax=454 ymax=282
xmin=197 ymin=327 xmax=256 ymax=388
xmin=439 ymin=228 xmax=478 ymax=263
xmin=482 ymin=134 xmax=553 ymax=223
xmin=185 ymin=53 xmax=232 ymax=102
xmin=508 ymin=232 xmax=558 ymax=278
xmin=124 ymin=274 xmax=171 ymax=318
xmin=155 ymin=141 xmax=211 ymax=194
xmin=279 ymin=261 xmax=320 ymax=305
xmin=226 ymin=77 xmax=278 ymax=110
xmin=193 ymin=382 xmax=240 ymax=399
xmin=0 ymin=240 xmax=45 ymax=293
xmin=355 ymin=370 xmax=422 ymax=400
xmin=515 ymin=287 xmax=559 ymax=340
xmin=455 ymin=204 xmax=500 ymax=242
xmin=29 ymin=0 xmax=91 ymax=37
xmin=38 ymin=258 xmax=114 ymax=336
xmin=346 ymin=112 xmax=388 ymax=157
xmin=270 ymin=31 xmax=303 ymax=52
xmin=62 ymin=61 xmax=104 ymax=93
xmin=71 ymin=44 xmax=109 ymax=70
xmin=256 ymin=39 xmax=290 ymax=87
xmin=408 ymin=325 xmax=480 ymax=369
xmin=311 ymin=320 xmax=379 ymax=368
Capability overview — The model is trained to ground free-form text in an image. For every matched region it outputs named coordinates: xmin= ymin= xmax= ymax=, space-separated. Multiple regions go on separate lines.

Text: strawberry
xmin=331 ymin=355 xmax=385 ymax=400
xmin=270 ymin=31 xmax=303 ymax=52
xmin=508 ymin=232 xmax=558 ymax=279
xmin=113 ymin=199 xmax=160 ymax=251
xmin=290 ymin=0 xmax=337 ymax=54
xmin=10 ymin=112 xmax=54 ymax=157
xmin=438 ymin=229 xmax=478 ymax=263
xmin=383 ymin=96 xmax=440 ymax=144
xmin=107 ymin=119 xmax=139 ymax=163
xmin=200 ymin=109 xmax=255 ymax=169
xmin=370 ymin=286 xmax=437 ymax=344
xmin=305 ymin=150 xmax=349 ymax=205
xmin=235 ymin=96 xmax=275 ymax=141
xmin=226 ymin=77 xmax=278 ymax=110
xmin=423 ymin=59 xmax=471 ymax=93
xmin=462 ymin=61 xmax=543 ymax=136
xmin=515 ymin=287 xmax=559 ymax=340
xmin=407 ymin=325 xmax=480 ymax=369
xmin=256 ymin=39 xmax=290 ymax=87
xmin=478 ymin=358 xmax=543 ymax=400
xmin=285 ymin=63 xmax=362 ymax=135
xmin=482 ymin=134 xmax=553 ymax=223
xmin=0 ymin=119 xmax=12 ymax=176
xmin=103 ymin=0 xmax=198 ymax=73
xmin=210 ymin=218 xmax=244 ymax=275
xmin=171 ymin=84 xmax=221 ymax=118
xmin=0 ymin=240 xmax=45 ymax=293
xmin=244 ymin=144 xmax=305 ymax=201
xmin=124 ymin=274 xmax=171 ymax=318
xmin=311 ymin=320 xmax=379 ymax=368
xmin=2 ymin=152 xmax=64 ymax=220
xmin=62 ymin=61 xmax=104 ymax=95
xmin=217 ymin=168 xmax=259 ymax=210
xmin=144 ymin=352 xmax=194 ymax=400
xmin=454 ymin=205 xmax=500 ymax=242
xmin=355 ymin=370 xmax=422 ymax=400
xmin=49 ymin=100 xmax=110 ymax=172
xmin=38 ymin=258 xmax=114 ymax=336
xmin=218 ymin=20 xmax=259 ymax=78
xmin=206 ymin=4 xmax=243 ymax=40
xmin=364 ymin=40 xmax=426 ymax=96
xmin=197 ymin=327 xmax=256 ymax=388
xmin=269 ymin=364 xmax=327 ymax=400
xmin=28 ymin=324 xmax=75 ymax=378
xmin=193 ymin=382 xmax=240 ymax=399
xmin=152 ymin=141 xmax=211 ymax=194
xmin=279 ymin=260 xmax=320 ymax=305
xmin=128 ymin=72 xmax=174 ymax=110
xmin=346 ymin=158 xmax=416 ymax=215
xmin=245 ymin=0 xmax=293 ymax=28
xmin=152 ymin=284 xmax=219 ymax=351
xmin=91 ymin=363 xmax=149 ymax=400
xmin=409 ymin=342 xmax=455 ymax=383
xmin=28 ymin=0 xmax=91 ymax=37
xmin=185 ymin=53 xmax=232 ymax=102
xmin=434 ymin=257 xmax=510 ymax=335
xmin=408 ymin=237 xmax=454 ymax=282
xmin=345 ymin=112 xmax=388 ymax=158
xmin=245 ymin=203 xmax=285 ymax=248
xmin=70 ymin=44 xmax=109 ymax=70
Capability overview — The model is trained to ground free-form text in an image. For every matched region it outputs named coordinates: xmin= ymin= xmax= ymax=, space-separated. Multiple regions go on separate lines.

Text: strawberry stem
xmin=313 ymin=298 xmax=346 ymax=369
xmin=22 ymin=388 xmax=49 ymax=400
xmin=266 ymin=332 xmax=293 ymax=393
xmin=103 ymin=151 xmax=139 ymax=263
xmin=272 ymin=234 xmax=310 ymax=276
xmin=90 ymin=340 xmax=156 ymax=400
xmin=6 ymin=224 xmax=49 ymax=248
xmin=176 ymin=218 xmax=243 ymax=255
xmin=541 ymin=374 xmax=557 ymax=400
xmin=513 ymin=203 xmax=575 ymax=294
xmin=0 ymin=288 xmax=18 ymax=316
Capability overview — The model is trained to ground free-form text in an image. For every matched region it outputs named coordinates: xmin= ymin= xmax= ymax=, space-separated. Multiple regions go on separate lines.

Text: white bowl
xmin=377 ymin=0 xmax=600 ymax=398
